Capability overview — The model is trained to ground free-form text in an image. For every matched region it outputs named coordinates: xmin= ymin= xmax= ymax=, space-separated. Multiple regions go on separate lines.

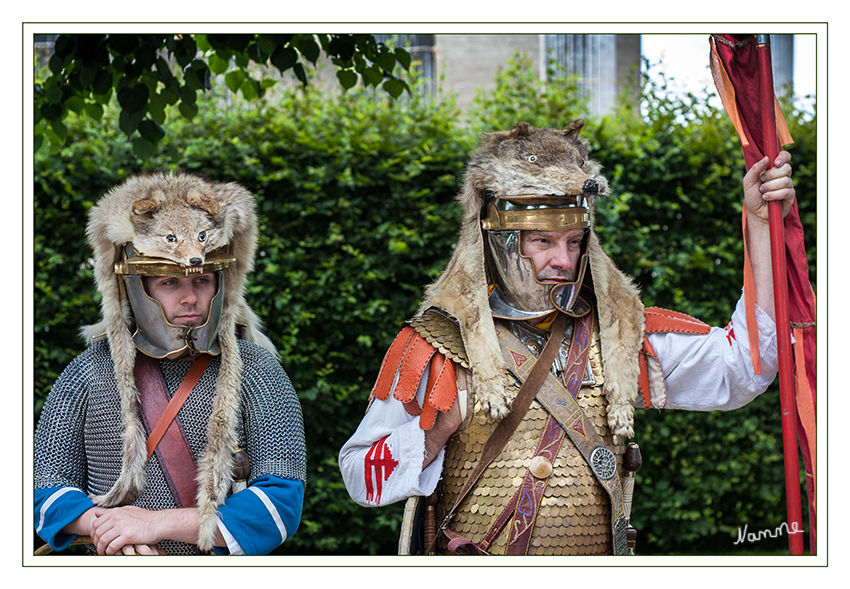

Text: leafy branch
xmin=34 ymin=33 xmax=411 ymax=160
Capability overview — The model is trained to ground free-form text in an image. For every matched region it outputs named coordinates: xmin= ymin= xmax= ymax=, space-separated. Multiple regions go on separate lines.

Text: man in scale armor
xmin=339 ymin=121 xmax=797 ymax=555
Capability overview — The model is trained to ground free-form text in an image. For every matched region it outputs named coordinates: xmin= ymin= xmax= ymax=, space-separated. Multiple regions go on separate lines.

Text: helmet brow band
xmin=482 ymin=205 xmax=590 ymax=232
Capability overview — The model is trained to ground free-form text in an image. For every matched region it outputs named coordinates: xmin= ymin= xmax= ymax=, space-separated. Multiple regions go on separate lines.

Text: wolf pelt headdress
xmin=83 ymin=171 xmax=275 ymax=551
xmin=416 ymin=121 xmax=644 ymax=437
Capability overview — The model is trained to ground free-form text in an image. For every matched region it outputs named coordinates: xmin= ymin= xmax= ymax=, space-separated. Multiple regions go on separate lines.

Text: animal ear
xmin=132 ymin=191 xmax=163 ymax=215
xmin=562 ymin=119 xmax=585 ymax=139
xmin=186 ymin=188 xmax=220 ymax=215
xmin=508 ymin=121 xmax=531 ymax=139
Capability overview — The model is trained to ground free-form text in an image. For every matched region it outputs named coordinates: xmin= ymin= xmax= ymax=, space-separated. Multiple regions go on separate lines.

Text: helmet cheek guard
xmin=115 ymin=242 xmax=235 ymax=358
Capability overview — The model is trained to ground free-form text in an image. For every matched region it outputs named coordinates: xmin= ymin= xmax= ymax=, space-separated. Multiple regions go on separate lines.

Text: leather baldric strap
xmin=135 ymin=352 xmax=212 ymax=508
xmin=432 ymin=311 xmax=568 ymax=553
xmin=442 ymin=298 xmax=628 ymax=555
xmin=444 ymin=414 xmax=566 ymax=555
xmin=442 ymin=304 xmax=595 ymax=555
xmin=502 ymin=315 xmax=628 ymax=555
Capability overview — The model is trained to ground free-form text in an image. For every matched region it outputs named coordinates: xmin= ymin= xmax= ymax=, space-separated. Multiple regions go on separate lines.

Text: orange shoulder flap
xmin=419 ymin=353 xmax=458 ymax=430
xmin=370 ymin=326 xmax=458 ymax=428
xmin=638 ymin=308 xmax=711 ymax=409
xmin=370 ymin=326 xmax=417 ymax=401
xmin=643 ymin=307 xmax=711 ymax=335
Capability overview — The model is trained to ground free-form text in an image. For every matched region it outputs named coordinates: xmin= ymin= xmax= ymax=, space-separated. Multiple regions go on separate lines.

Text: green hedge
xmin=33 ymin=55 xmax=816 ymax=556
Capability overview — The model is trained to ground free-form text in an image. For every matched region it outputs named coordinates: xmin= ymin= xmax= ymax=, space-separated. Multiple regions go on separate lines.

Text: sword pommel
xmin=623 ymin=441 xmax=642 ymax=475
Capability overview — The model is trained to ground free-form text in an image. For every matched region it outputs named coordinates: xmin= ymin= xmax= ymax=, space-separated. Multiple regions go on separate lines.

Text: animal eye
xmin=580 ymin=159 xmax=586 ymax=166
xmin=198 ymin=231 xmax=206 ymax=242
xmin=528 ymin=155 xmax=537 ymax=162
xmin=166 ymin=234 xmax=176 ymax=243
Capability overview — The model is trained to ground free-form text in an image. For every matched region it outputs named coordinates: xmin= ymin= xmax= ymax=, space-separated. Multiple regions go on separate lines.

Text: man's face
xmin=142 ymin=273 xmax=217 ymax=327
xmin=520 ymin=229 xmax=584 ymax=283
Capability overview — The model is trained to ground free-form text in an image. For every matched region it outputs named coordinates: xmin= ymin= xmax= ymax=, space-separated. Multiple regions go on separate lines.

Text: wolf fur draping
xmin=417 ymin=122 xmax=643 ymax=436
xmin=82 ymin=172 xmax=277 ymax=551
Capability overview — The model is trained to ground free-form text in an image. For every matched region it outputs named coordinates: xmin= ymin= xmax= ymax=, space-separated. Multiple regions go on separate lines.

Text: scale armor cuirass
xmin=429 ymin=314 xmax=626 ymax=555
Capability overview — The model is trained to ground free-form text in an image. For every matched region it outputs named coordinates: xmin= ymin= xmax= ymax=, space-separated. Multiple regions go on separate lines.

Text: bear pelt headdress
xmin=416 ymin=120 xmax=644 ymax=437
xmin=83 ymin=171 xmax=276 ymax=551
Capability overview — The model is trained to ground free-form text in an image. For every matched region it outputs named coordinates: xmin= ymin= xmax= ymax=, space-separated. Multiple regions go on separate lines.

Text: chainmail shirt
xmin=34 ymin=338 xmax=306 ymax=554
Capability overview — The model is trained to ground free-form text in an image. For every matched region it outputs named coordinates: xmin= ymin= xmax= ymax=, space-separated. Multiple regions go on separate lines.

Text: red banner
xmin=710 ymin=34 xmax=816 ymax=555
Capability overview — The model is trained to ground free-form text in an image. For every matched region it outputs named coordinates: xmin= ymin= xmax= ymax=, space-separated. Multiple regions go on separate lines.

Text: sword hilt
xmin=622 ymin=442 xmax=642 ymax=555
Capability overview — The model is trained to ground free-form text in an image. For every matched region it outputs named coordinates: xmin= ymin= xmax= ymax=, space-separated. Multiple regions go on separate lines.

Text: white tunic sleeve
xmin=339 ymin=363 xmax=444 ymax=507
xmin=641 ymin=294 xmax=781 ymax=411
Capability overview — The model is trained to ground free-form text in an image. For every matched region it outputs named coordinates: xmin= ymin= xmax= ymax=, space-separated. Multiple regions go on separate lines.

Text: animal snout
xmin=189 ymin=257 xmax=203 ymax=267
xmin=582 ymin=179 xmax=598 ymax=195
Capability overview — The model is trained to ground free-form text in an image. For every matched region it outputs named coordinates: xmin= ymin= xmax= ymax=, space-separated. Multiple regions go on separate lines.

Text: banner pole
xmin=755 ymin=33 xmax=804 ymax=556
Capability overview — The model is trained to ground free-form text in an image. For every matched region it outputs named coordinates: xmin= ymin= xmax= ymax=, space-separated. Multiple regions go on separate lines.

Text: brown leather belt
xmin=135 ymin=352 xmax=212 ymax=508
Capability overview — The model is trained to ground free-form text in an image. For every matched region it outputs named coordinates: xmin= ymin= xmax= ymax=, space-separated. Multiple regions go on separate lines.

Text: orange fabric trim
xmin=775 ymin=98 xmax=794 ymax=148
xmin=710 ymin=41 xmax=749 ymax=148
xmin=741 ymin=208 xmax=762 ymax=375
xmin=643 ymin=307 xmax=711 ymax=335
xmin=638 ymin=323 xmax=662 ymax=409
xmin=371 ymin=326 xmax=416 ymax=401
xmin=420 ymin=354 xmax=442 ymax=430
xmin=427 ymin=353 xmax=457 ymax=423
xmin=793 ymin=327 xmax=816 ymax=510
xmin=371 ymin=326 xmax=460 ymax=424
xmin=639 ymin=308 xmax=711 ymax=409
xmin=420 ymin=352 xmax=459 ymax=430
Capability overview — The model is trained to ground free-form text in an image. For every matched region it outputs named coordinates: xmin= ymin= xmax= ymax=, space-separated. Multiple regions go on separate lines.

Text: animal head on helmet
xmin=83 ymin=171 xmax=274 ymax=358
xmin=417 ymin=121 xmax=643 ymax=431
xmin=472 ymin=120 xmax=607 ymax=319
xmin=80 ymin=172 xmax=277 ymax=543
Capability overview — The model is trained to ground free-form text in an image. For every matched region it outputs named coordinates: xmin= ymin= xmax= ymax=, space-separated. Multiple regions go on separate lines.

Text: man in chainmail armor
xmin=339 ymin=121 xmax=797 ymax=555
xmin=34 ymin=173 xmax=306 ymax=555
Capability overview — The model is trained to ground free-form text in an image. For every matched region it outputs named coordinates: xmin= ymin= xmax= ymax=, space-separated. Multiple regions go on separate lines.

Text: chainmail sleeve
xmin=34 ymin=341 xmax=113 ymax=493
xmin=236 ymin=340 xmax=307 ymax=485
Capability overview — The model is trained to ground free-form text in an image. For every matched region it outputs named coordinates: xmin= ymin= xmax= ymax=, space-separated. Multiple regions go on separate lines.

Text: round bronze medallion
xmin=529 ymin=455 xmax=554 ymax=479
xmin=589 ymin=446 xmax=616 ymax=480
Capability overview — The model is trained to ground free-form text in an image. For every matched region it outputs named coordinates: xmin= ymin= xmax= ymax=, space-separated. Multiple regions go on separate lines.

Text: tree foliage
xmin=467 ymin=53 xmax=587 ymax=136
xmin=33 ymin=51 xmax=816 ymax=556
xmin=34 ymin=33 xmax=411 ymax=160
